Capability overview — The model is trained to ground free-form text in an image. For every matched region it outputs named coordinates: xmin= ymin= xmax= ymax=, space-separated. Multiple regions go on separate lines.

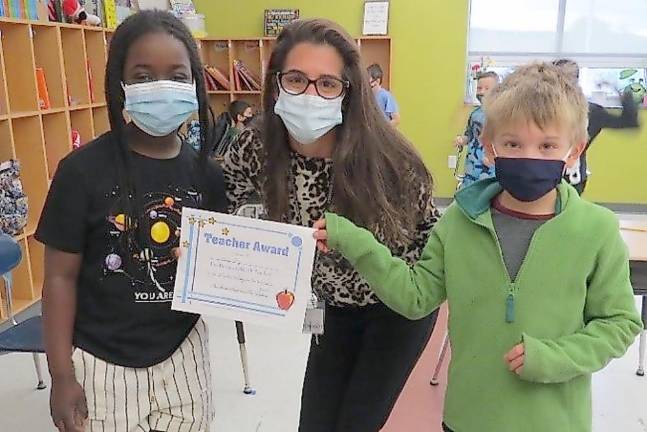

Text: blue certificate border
xmin=177 ymin=215 xmax=305 ymax=317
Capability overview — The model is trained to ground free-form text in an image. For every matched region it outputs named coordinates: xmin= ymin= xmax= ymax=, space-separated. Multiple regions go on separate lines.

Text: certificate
xmin=172 ymin=208 xmax=316 ymax=331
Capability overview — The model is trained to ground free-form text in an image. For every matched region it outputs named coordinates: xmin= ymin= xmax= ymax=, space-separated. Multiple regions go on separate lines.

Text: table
xmin=619 ymin=220 xmax=647 ymax=376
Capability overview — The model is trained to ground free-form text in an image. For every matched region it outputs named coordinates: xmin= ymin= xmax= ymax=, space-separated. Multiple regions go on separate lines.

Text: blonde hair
xmin=482 ymin=62 xmax=588 ymax=143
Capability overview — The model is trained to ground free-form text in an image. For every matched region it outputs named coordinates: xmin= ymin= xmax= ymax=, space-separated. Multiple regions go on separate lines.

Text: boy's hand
xmin=454 ymin=135 xmax=467 ymax=149
xmin=50 ymin=376 xmax=88 ymax=432
xmin=313 ymin=219 xmax=330 ymax=253
xmin=504 ymin=343 xmax=525 ymax=375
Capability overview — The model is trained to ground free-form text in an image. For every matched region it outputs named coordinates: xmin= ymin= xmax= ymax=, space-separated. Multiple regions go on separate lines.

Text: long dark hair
xmin=263 ymin=18 xmax=432 ymax=243
xmin=105 ymin=10 xmax=211 ymax=247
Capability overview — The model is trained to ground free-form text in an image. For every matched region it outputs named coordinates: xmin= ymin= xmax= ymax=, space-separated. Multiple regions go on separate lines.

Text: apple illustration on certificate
xmin=172 ymin=208 xmax=316 ymax=332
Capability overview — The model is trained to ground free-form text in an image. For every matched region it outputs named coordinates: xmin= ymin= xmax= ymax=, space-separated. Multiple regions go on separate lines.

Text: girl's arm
xmin=323 ymin=213 xmax=447 ymax=320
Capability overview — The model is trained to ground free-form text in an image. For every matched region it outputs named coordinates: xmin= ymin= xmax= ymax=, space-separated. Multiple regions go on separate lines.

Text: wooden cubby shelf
xmin=0 ymin=18 xmax=116 ymax=321
xmin=0 ymin=17 xmax=391 ymax=322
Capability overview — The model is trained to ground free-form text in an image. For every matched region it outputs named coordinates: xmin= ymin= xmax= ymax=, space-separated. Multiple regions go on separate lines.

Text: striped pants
xmin=72 ymin=320 xmax=214 ymax=432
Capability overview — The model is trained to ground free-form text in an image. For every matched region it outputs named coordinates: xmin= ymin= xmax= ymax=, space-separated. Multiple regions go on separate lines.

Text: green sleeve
xmin=520 ymin=222 xmax=643 ymax=384
xmin=326 ymin=212 xmax=446 ymax=320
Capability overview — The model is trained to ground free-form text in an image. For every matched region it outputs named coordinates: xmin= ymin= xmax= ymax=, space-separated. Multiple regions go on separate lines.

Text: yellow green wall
xmin=194 ymin=0 xmax=647 ymax=204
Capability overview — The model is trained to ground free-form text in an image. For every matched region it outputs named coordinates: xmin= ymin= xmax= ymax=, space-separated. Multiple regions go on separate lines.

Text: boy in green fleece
xmin=312 ymin=63 xmax=643 ymax=432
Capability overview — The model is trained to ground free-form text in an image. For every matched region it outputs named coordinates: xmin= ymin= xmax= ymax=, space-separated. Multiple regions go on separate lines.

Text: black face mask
xmin=476 ymin=94 xmax=484 ymax=103
xmin=495 ymin=157 xmax=566 ymax=202
xmin=241 ymin=115 xmax=254 ymax=126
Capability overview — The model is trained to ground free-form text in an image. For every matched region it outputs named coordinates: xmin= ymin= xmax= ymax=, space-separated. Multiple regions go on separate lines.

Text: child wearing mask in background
xmin=37 ymin=11 xmax=226 ymax=432
xmin=454 ymin=71 xmax=499 ymax=188
xmin=367 ymin=63 xmax=401 ymax=127
xmin=314 ymin=63 xmax=642 ymax=432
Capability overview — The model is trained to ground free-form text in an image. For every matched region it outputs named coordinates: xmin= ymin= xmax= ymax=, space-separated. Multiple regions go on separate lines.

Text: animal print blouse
xmin=221 ymin=128 xmax=440 ymax=307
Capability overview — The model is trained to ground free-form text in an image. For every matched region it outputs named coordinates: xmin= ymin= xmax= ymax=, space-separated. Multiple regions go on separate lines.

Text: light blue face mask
xmin=123 ymin=80 xmax=198 ymax=137
xmin=274 ymin=89 xmax=343 ymax=145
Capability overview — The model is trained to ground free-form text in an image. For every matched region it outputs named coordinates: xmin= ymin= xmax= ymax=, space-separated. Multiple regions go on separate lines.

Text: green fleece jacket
xmin=326 ymin=179 xmax=642 ymax=432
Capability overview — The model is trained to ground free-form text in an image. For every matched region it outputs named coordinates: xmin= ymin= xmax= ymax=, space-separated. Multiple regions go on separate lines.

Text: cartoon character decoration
xmin=48 ymin=0 xmax=102 ymax=25
xmin=619 ymin=69 xmax=647 ymax=105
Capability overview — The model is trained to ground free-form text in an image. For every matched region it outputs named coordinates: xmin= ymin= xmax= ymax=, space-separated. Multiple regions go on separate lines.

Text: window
xmin=465 ymin=0 xmax=647 ymax=106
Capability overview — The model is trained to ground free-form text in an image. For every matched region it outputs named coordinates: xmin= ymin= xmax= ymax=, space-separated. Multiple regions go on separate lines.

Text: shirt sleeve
xmin=519 ymin=218 xmax=643 ymax=384
xmin=384 ymin=91 xmax=399 ymax=114
xmin=221 ymin=128 xmax=263 ymax=213
xmin=34 ymin=157 xmax=89 ymax=254
xmin=327 ymin=212 xmax=447 ymax=320
xmin=589 ymin=93 xmax=639 ymax=131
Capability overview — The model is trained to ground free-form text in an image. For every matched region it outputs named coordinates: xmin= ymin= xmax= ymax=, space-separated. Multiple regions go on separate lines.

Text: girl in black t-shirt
xmin=37 ymin=11 xmax=226 ymax=432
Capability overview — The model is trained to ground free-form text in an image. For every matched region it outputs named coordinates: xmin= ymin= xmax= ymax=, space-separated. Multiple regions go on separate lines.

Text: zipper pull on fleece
xmin=505 ymin=292 xmax=515 ymax=323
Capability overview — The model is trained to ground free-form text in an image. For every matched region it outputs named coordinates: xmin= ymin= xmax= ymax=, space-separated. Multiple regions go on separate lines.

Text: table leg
xmin=637 ymin=296 xmax=646 ymax=377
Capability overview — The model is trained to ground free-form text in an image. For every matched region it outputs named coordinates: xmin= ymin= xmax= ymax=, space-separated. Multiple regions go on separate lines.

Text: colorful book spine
xmin=0 ymin=0 xmax=5 ymax=17
xmin=35 ymin=67 xmax=51 ymax=109
xmin=25 ymin=0 xmax=38 ymax=20
xmin=104 ymin=0 xmax=117 ymax=28
xmin=8 ymin=0 xmax=21 ymax=18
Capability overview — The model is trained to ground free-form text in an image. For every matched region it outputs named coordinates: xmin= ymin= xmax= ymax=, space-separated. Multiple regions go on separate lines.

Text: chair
xmin=0 ymin=233 xmax=46 ymax=390
xmin=232 ymin=204 xmax=265 ymax=396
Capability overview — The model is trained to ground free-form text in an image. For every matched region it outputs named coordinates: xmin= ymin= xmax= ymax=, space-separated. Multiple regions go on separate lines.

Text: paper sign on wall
xmin=363 ymin=0 xmax=389 ymax=35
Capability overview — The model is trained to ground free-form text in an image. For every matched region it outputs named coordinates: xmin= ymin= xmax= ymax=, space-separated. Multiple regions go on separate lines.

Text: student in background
xmin=37 ymin=11 xmax=226 ymax=432
xmin=314 ymin=63 xmax=642 ymax=432
xmin=222 ymin=18 xmax=439 ymax=432
xmin=367 ymin=63 xmax=401 ymax=126
xmin=186 ymin=100 xmax=254 ymax=156
xmin=553 ymin=58 xmax=639 ymax=195
xmin=454 ymin=71 xmax=499 ymax=188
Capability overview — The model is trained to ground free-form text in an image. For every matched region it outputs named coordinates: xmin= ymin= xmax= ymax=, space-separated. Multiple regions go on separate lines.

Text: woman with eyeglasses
xmin=221 ymin=19 xmax=440 ymax=432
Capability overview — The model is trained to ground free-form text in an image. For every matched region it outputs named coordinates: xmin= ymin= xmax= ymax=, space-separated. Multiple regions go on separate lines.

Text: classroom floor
xmin=0 ymin=298 xmax=645 ymax=432
xmin=1 ymin=211 xmax=646 ymax=431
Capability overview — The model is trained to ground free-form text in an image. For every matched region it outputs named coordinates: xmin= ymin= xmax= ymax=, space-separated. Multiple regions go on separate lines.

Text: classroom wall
xmin=194 ymin=0 xmax=647 ymax=204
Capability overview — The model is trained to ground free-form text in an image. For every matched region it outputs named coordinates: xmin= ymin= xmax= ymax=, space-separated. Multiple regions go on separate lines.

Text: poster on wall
xmin=264 ymin=9 xmax=299 ymax=37
xmin=363 ymin=0 xmax=389 ymax=35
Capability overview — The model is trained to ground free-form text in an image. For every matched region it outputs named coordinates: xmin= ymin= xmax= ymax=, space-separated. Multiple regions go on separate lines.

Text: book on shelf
xmin=8 ymin=0 xmax=23 ymax=17
xmin=233 ymin=60 xmax=261 ymax=91
xmin=35 ymin=67 xmax=51 ymax=109
xmin=104 ymin=0 xmax=117 ymax=28
xmin=205 ymin=65 xmax=230 ymax=91
xmin=25 ymin=0 xmax=39 ymax=19
xmin=0 ymin=0 xmax=6 ymax=17
xmin=87 ymin=61 xmax=95 ymax=103
xmin=203 ymin=70 xmax=218 ymax=92
xmin=47 ymin=0 xmax=63 ymax=22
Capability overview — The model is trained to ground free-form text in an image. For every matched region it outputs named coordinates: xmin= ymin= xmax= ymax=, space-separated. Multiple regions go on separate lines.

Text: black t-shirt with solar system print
xmin=36 ymin=132 xmax=228 ymax=368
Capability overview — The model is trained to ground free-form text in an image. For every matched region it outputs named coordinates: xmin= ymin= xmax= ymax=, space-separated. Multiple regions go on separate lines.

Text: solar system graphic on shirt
xmin=104 ymin=185 xmax=201 ymax=303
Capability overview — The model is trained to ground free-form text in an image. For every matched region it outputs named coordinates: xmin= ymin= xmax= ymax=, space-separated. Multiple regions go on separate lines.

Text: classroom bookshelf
xmin=199 ymin=35 xmax=392 ymax=115
xmin=0 ymin=16 xmax=391 ymax=322
xmin=0 ymin=18 xmax=114 ymax=321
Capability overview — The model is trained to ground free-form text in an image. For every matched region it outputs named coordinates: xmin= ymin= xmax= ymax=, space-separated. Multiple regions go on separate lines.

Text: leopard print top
xmin=221 ymin=128 xmax=440 ymax=307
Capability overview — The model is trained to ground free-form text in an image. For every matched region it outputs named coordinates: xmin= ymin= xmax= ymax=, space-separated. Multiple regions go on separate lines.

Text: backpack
xmin=0 ymin=160 xmax=28 ymax=236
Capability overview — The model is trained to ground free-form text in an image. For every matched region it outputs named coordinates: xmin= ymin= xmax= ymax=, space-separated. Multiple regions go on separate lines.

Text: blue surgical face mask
xmin=123 ymin=80 xmax=198 ymax=137
xmin=274 ymin=89 xmax=343 ymax=145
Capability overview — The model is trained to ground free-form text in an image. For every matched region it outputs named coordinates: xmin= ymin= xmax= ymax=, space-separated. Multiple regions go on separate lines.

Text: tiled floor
xmin=0 ymin=298 xmax=644 ymax=431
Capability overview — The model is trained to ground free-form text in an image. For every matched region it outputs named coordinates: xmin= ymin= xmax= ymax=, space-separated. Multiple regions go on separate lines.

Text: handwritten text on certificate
xmin=172 ymin=208 xmax=316 ymax=331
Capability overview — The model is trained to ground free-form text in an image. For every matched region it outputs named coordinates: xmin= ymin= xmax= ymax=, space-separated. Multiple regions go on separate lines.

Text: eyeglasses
xmin=277 ymin=71 xmax=349 ymax=100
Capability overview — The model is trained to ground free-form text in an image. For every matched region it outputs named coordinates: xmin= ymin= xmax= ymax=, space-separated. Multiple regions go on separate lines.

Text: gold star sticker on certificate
xmin=182 ymin=240 xmax=190 ymax=248
xmin=198 ymin=219 xmax=206 ymax=228
xmin=188 ymin=216 xmax=196 ymax=225
xmin=222 ymin=228 xmax=230 ymax=236
xmin=208 ymin=217 xmax=216 ymax=225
